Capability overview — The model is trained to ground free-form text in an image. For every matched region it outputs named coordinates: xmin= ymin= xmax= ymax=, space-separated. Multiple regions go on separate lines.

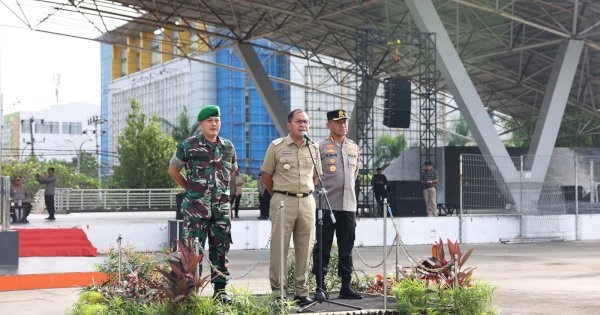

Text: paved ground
xmin=1 ymin=240 xmax=599 ymax=314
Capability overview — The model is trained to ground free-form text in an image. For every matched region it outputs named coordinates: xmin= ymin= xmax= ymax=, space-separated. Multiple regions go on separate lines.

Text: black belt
xmin=274 ymin=190 xmax=313 ymax=198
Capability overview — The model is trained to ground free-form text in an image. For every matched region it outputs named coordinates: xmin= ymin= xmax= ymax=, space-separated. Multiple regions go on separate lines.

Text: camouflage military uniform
xmin=173 ymin=134 xmax=237 ymax=284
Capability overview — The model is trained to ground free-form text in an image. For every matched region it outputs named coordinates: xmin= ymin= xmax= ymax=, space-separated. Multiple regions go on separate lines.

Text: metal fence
xmin=460 ymin=153 xmax=600 ymax=241
xmin=34 ymin=188 xmax=260 ymax=213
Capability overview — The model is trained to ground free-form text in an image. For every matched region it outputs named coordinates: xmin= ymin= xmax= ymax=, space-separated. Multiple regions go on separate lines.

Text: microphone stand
xmin=298 ymin=137 xmax=361 ymax=313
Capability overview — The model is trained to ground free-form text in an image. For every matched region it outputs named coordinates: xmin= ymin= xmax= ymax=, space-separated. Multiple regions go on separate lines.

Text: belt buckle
xmin=296 ymin=193 xmax=303 ymax=198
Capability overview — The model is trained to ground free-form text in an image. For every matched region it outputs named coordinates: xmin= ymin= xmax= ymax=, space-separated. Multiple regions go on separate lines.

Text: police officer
xmin=312 ymin=109 xmax=362 ymax=299
xmin=168 ymin=105 xmax=237 ymax=303
xmin=261 ymin=109 xmax=321 ymax=306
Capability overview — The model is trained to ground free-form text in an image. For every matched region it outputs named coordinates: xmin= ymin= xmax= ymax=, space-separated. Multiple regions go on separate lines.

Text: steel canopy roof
xmin=3 ymin=0 xmax=600 ymax=123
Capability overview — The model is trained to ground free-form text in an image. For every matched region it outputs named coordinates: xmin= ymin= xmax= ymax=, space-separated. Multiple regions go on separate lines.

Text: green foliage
xmin=160 ymin=106 xmax=199 ymax=143
xmin=94 ymin=246 xmax=162 ymax=285
xmin=69 ymin=152 xmax=100 ymax=178
xmin=2 ymin=157 xmax=98 ymax=191
xmin=375 ymin=133 xmax=406 ymax=168
xmin=285 ymin=246 xmax=350 ymax=293
xmin=448 ymin=115 xmax=471 ymax=147
xmin=441 ymin=282 xmax=497 ymax=315
xmin=392 ymin=279 xmax=496 ymax=315
xmin=506 ymin=112 xmax=600 ymax=148
xmin=393 ymin=278 xmax=430 ymax=315
xmin=112 ymin=99 xmax=177 ymax=188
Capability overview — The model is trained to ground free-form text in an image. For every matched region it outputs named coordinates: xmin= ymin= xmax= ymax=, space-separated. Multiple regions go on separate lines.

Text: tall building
xmin=100 ymin=26 xmax=289 ymax=175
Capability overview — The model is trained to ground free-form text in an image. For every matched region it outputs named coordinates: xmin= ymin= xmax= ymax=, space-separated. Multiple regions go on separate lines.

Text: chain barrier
xmin=384 ymin=205 xmax=453 ymax=273
xmin=193 ymin=205 xmax=282 ymax=281
xmin=353 ymin=237 xmax=396 ymax=268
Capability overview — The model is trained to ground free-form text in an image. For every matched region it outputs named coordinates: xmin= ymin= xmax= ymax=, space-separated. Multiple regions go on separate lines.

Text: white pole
xmin=383 ymin=197 xmax=388 ymax=310
xmin=279 ymin=200 xmax=285 ymax=301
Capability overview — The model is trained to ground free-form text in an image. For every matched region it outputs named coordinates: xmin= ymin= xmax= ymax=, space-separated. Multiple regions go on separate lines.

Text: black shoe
xmin=235 ymin=215 xmax=239 ymax=218
xmin=257 ymin=216 xmax=268 ymax=220
xmin=22 ymin=219 xmax=29 ymax=223
xmin=338 ymin=288 xmax=362 ymax=300
xmin=45 ymin=217 xmax=56 ymax=221
xmin=293 ymin=295 xmax=314 ymax=307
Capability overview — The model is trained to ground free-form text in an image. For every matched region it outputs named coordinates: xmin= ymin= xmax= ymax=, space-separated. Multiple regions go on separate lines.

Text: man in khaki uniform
xmin=261 ymin=109 xmax=321 ymax=306
xmin=312 ymin=109 xmax=362 ymax=299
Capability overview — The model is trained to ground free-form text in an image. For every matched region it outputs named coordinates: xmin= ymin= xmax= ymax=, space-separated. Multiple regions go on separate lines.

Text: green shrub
xmin=392 ymin=279 xmax=496 ymax=315
xmin=439 ymin=282 xmax=497 ymax=315
xmin=393 ymin=278 xmax=431 ymax=315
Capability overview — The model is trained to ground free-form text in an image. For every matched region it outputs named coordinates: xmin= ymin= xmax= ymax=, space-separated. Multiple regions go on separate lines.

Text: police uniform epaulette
xmin=347 ymin=138 xmax=357 ymax=145
xmin=271 ymin=138 xmax=285 ymax=145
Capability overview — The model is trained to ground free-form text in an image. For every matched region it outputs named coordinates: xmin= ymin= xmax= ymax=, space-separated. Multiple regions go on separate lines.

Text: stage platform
xmin=6 ymin=210 xmax=600 ymax=253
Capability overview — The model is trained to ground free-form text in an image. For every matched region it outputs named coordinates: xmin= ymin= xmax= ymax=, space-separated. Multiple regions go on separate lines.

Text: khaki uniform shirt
xmin=317 ymin=136 xmax=359 ymax=212
xmin=261 ymin=134 xmax=322 ymax=194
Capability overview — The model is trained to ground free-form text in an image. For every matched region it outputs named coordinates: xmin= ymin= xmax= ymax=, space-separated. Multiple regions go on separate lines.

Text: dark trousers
xmin=312 ymin=210 xmax=356 ymax=283
xmin=374 ymin=189 xmax=387 ymax=216
xmin=230 ymin=194 xmax=241 ymax=217
xmin=259 ymin=191 xmax=271 ymax=218
xmin=45 ymin=195 xmax=55 ymax=218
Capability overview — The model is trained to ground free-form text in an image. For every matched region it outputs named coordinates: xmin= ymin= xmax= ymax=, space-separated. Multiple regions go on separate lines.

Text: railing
xmin=44 ymin=188 xmax=260 ymax=213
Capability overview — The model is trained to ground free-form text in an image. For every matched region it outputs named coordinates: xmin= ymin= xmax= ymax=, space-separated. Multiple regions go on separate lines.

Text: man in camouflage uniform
xmin=168 ymin=105 xmax=237 ymax=303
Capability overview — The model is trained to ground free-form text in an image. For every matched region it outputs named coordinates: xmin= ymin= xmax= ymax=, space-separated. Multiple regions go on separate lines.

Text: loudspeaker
xmin=384 ymin=77 xmax=411 ymax=128
xmin=389 ymin=198 xmax=426 ymax=217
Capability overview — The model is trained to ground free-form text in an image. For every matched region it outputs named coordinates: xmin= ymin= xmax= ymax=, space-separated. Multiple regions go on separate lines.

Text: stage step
xmin=13 ymin=228 xmax=98 ymax=257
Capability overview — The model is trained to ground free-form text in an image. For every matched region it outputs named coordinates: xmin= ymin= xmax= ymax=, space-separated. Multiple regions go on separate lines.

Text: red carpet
xmin=14 ymin=228 xmax=98 ymax=257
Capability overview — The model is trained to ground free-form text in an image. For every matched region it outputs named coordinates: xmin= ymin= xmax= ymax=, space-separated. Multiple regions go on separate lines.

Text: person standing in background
xmin=421 ymin=161 xmax=439 ymax=217
xmin=257 ymin=172 xmax=270 ymax=220
xmin=10 ymin=176 xmax=32 ymax=223
xmin=230 ymin=169 xmax=244 ymax=219
xmin=372 ymin=167 xmax=387 ymax=215
xmin=36 ymin=167 xmax=56 ymax=221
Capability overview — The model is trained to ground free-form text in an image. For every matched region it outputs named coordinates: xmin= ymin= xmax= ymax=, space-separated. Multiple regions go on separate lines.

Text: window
xmin=36 ymin=121 xmax=60 ymax=134
xmin=120 ymin=48 xmax=128 ymax=75
xmin=62 ymin=122 xmax=82 ymax=134
xmin=21 ymin=120 xmax=31 ymax=133
xmin=151 ymin=35 xmax=161 ymax=66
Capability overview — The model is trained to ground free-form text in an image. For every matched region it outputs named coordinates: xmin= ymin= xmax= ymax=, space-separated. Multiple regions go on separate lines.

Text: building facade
xmin=1 ymin=102 xmax=99 ymax=163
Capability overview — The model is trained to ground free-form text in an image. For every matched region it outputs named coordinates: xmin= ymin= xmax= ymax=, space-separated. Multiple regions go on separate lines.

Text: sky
xmin=0 ymin=22 xmax=101 ymax=115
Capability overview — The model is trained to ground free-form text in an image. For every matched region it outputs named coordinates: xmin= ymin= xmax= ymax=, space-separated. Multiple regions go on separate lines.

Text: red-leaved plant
xmin=155 ymin=238 xmax=212 ymax=303
xmin=419 ymin=238 xmax=475 ymax=288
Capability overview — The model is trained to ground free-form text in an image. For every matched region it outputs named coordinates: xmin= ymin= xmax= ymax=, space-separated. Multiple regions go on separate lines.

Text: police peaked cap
xmin=327 ymin=109 xmax=349 ymax=121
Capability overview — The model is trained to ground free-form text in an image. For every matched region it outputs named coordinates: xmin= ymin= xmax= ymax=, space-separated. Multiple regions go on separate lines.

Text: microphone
xmin=301 ymin=131 xmax=314 ymax=144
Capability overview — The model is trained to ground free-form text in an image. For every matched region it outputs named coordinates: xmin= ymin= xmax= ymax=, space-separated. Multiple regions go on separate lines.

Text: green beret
xmin=197 ymin=105 xmax=220 ymax=121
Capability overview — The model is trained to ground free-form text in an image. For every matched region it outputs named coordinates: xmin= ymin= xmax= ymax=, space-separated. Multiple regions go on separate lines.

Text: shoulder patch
xmin=272 ymin=138 xmax=284 ymax=145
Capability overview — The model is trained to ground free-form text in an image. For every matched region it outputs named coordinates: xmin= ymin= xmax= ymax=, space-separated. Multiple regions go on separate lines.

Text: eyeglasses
xmin=293 ymin=120 xmax=310 ymax=125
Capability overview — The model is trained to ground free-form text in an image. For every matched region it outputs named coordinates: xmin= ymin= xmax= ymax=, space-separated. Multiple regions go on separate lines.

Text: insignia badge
xmin=283 ymin=164 xmax=291 ymax=170
xmin=329 ymin=165 xmax=337 ymax=172
xmin=326 ymin=149 xmax=335 ymax=153
xmin=326 ymin=144 xmax=334 ymax=148
xmin=329 ymin=159 xmax=335 ymax=163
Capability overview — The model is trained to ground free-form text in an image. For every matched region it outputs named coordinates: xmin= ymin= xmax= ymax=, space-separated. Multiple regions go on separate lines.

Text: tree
xmin=160 ymin=106 xmax=199 ymax=143
xmin=447 ymin=115 xmax=471 ymax=147
xmin=112 ymin=99 xmax=177 ymax=188
xmin=506 ymin=112 xmax=600 ymax=148
xmin=374 ymin=133 xmax=406 ymax=169
xmin=68 ymin=152 xmax=99 ymax=178
xmin=2 ymin=157 xmax=98 ymax=193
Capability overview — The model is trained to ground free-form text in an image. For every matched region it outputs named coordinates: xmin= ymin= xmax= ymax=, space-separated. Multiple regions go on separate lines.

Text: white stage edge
xmin=63 ymin=213 xmax=600 ymax=253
